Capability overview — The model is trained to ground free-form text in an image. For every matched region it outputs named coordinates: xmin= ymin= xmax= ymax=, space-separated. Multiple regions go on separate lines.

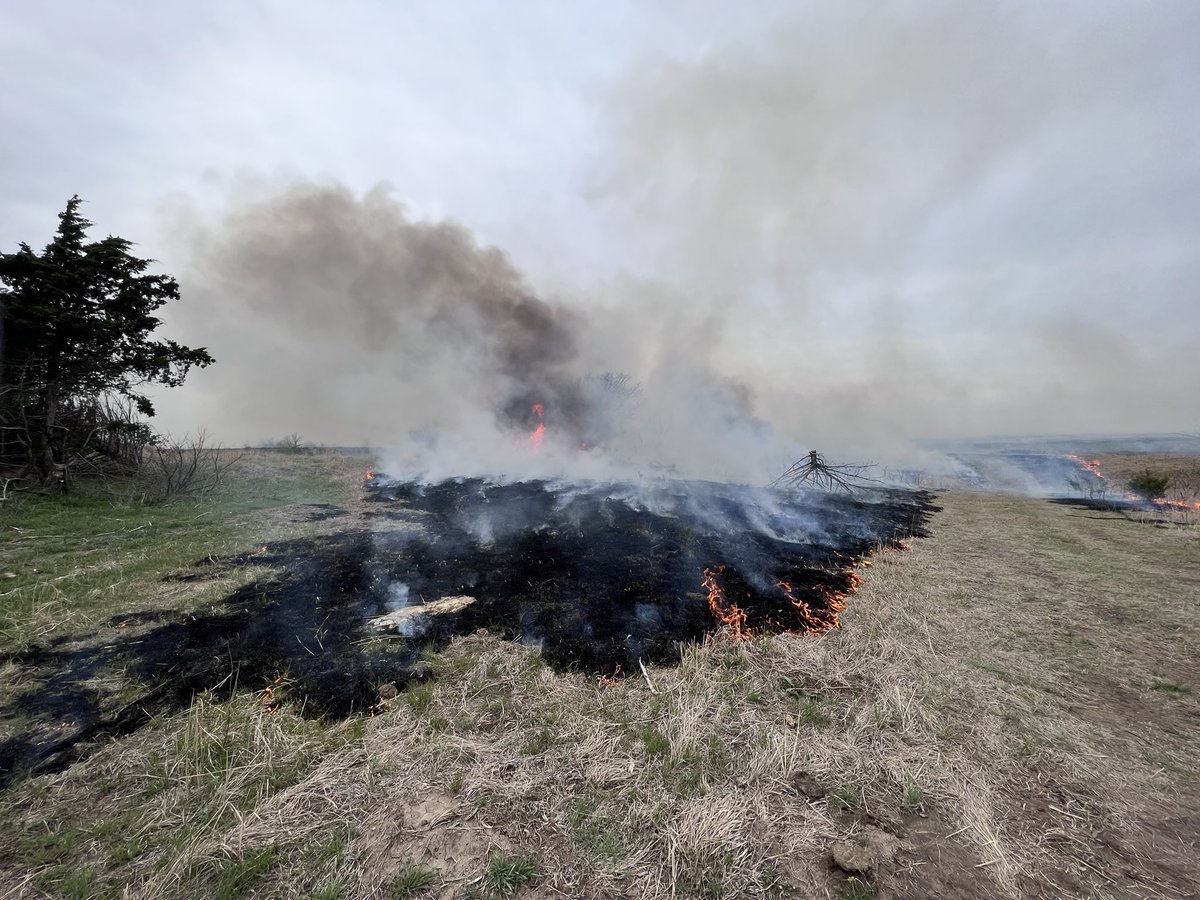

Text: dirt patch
xmin=357 ymin=792 xmax=509 ymax=899
xmin=888 ymin=809 xmax=1010 ymax=900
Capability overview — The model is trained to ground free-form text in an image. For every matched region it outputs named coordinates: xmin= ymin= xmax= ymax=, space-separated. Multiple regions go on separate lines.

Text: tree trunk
xmin=34 ymin=382 xmax=61 ymax=489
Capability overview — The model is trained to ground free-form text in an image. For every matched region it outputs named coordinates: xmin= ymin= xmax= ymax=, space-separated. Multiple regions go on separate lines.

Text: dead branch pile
xmin=771 ymin=450 xmax=876 ymax=492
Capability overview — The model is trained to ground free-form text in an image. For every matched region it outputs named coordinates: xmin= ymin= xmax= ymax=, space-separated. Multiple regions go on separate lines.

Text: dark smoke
xmin=163 ymin=179 xmax=596 ymax=446
xmin=160 ymin=176 xmax=795 ymax=482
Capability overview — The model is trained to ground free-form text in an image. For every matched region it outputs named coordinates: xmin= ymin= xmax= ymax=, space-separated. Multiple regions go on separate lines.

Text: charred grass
xmin=2 ymin=459 xmax=1199 ymax=898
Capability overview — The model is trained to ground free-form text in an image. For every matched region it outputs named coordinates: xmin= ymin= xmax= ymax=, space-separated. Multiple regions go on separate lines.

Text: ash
xmin=0 ymin=477 xmax=937 ymax=785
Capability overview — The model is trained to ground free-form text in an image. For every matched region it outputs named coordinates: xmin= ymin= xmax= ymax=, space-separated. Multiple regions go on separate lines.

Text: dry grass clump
xmin=0 ymin=693 xmax=366 ymax=899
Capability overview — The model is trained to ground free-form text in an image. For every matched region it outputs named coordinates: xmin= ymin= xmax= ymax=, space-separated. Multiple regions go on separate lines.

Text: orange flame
xmin=776 ymin=571 xmax=861 ymax=633
xmin=1153 ymin=497 xmax=1200 ymax=511
xmin=1066 ymin=454 xmax=1106 ymax=479
xmin=702 ymin=565 xmax=750 ymax=638
xmin=703 ymin=558 xmax=872 ymax=639
xmin=1065 ymin=455 xmax=1200 ymax=511
xmin=364 ymin=470 xmax=376 ymax=481
xmin=778 ymin=579 xmax=838 ymax=632
xmin=597 ymin=663 xmax=624 ymax=687
xmin=529 ymin=402 xmax=546 ymax=452
xmin=259 ymin=674 xmax=287 ymax=714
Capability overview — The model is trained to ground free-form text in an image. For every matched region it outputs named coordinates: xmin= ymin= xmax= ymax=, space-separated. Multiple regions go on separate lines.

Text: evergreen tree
xmin=0 ymin=196 xmax=213 ymax=483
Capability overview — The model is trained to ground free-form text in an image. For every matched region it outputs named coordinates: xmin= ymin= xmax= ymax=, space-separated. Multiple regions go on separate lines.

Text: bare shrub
xmin=773 ymin=450 xmax=876 ymax=491
xmin=275 ymin=433 xmax=308 ymax=453
xmin=1066 ymin=473 xmax=1109 ymax=501
xmin=1 ymin=384 xmax=155 ymax=497
xmin=133 ymin=432 xmax=242 ymax=504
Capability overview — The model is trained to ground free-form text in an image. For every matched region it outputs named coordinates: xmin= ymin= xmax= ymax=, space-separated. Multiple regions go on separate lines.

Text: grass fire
xmin=3 ymin=446 xmax=1198 ymax=899
xmin=3 ymin=3 xmax=1200 ymax=897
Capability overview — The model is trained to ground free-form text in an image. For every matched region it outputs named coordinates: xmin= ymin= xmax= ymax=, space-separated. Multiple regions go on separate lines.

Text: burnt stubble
xmin=0 ymin=478 xmax=938 ymax=785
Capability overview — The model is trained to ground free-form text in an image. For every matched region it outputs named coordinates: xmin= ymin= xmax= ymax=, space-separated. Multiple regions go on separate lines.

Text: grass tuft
xmin=1150 ymin=677 xmax=1191 ymax=697
xmin=839 ymin=876 xmax=875 ymax=900
xmin=389 ymin=861 xmax=437 ymax=897
xmin=827 ymin=785 xmax=860 ymax=812
xmin=901 ymin=782 xmax=926 ymax=812
xmin=639 ymin=725 xmax=671 ymax=758
xmin=478 ymin=851 xmax=540 ymax=897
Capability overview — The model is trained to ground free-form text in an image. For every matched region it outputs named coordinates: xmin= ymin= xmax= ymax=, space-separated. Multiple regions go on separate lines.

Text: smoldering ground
xmin=0 ymin=476 xmax=938 ymax=786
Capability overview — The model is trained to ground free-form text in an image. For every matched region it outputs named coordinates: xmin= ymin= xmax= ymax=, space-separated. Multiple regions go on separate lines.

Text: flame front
xmin=259 ymin=674 xmax=286 ymax=714
xmin=701 ymin=565 xmax=749 ymax=637
xmin=703 ymin=562 xmax=867 ymax=638
xmin=1067 ymin=454 xmax=1106 ymax=479
xmin=529 ymin=402 xmax=546 ymax=452
xmin=777 ymin=568 xmax=864 ymax=633
xmin=1065 ymin=455 xmax=1200 ymax=511
xmin=1153 ymin=497 xmax=1200 ymax=511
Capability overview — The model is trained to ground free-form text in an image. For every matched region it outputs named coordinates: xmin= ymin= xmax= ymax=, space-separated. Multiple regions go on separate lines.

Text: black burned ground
xmin=0 ymin=478 xmax=937 ymax=785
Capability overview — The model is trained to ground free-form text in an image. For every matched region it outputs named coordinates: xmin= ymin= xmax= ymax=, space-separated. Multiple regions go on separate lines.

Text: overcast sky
xmin=2 ymin=1 xmax=1198 ymax=458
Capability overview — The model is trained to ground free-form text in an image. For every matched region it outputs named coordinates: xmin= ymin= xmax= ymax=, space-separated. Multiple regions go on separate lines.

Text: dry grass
xmin=2 ymin=465 xmax=1198 ymax=899
xmin=1091 ymin=453 xmax=1200 ymax=498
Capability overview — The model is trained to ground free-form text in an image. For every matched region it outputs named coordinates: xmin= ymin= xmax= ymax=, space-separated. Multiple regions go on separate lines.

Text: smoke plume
xmin=160 ymin=177 xmax=795 ymax=481
xmin=157 ymin=2 xmax=1200 ymax=481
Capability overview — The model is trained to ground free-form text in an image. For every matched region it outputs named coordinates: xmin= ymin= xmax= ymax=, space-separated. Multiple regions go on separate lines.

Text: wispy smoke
xmin=591 ymin=1 xmax=1200 ymax=446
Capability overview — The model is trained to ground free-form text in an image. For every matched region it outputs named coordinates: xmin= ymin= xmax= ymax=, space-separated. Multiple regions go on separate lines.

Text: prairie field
xmin=1 ymin=452 xmax=1197 ymax=900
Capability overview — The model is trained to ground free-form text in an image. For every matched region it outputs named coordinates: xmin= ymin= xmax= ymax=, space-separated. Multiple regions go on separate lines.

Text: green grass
xmin=389 ymin=861 xmax=437 ymax=897
xmin=202 ymin=845 xmax=278 ymax=900
xmin=901 ymin=782 xmax=925 ymax=812
xmin=638 ymin=725 xmax=670 ymax=758
xmin=0 ymin=453 xmax=364 ymax=655
xmin=839 ymin=876 xmax=876 ymax=900
xmin=294 ymin=829 xmax=355 ymax=897
xmin=827 ymin=785 xmax=860 ymax=811
xmin=477 ymin=852 xmax=539 ymax=897
xmin=0 ymin=695 xmax=362 ymax=899
xmin=0 ymin=497 xmax=234 ymax=648
xmin=43 ymin=866 xmax=104 ymax=900
xmin=304 ymin=829 xmax=349 ymax=869
xmin=568 ymin=797 xmax=627 ymax=863
xmin=796 ymin=694 xmax=831 ymax=727
xmin=312 ymin=878 xmax=350 ymax=900
xmin=1150 ymin=677 xmax=1191 ymax=697
xmin=405 ymin=683 xmax=436 ymax=714
xmin=520 ymin=726 xmax=555 ymax=755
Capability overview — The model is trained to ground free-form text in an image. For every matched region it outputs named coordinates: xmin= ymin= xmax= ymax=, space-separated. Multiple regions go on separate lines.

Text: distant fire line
xmin=529 ymin=402 xmax=546 ymax=452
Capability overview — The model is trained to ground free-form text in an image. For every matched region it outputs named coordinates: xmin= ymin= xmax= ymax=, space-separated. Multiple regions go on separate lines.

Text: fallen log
xmin=368 ymin=594 xmax=477 ymax=634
